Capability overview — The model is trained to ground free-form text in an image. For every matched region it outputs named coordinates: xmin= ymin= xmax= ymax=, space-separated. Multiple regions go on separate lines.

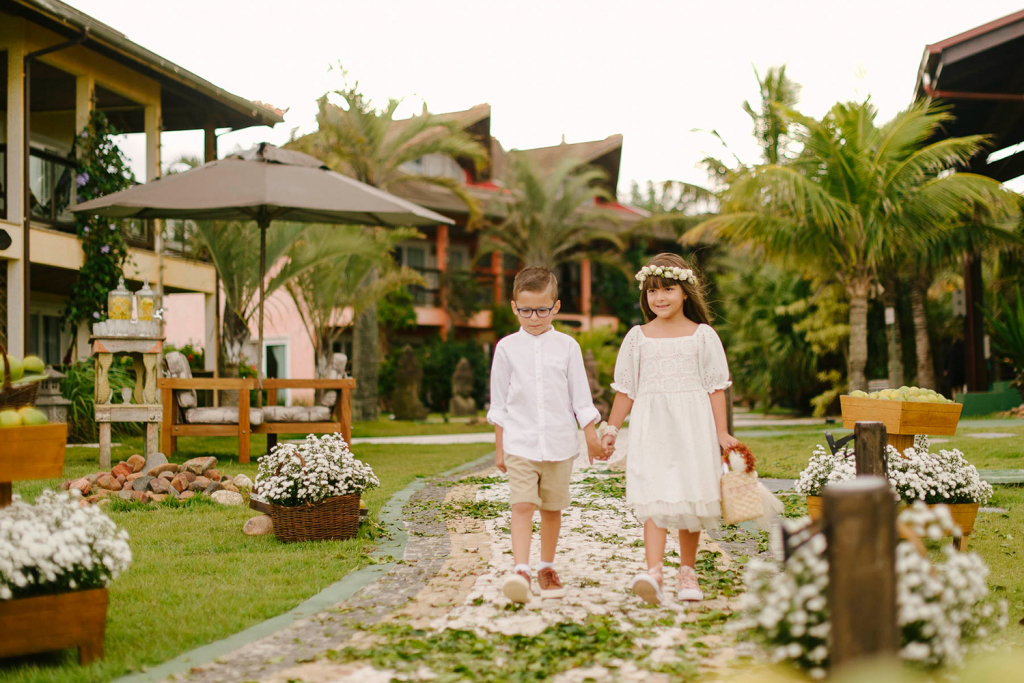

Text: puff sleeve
xmin=611 ymin=326 xmax=642 ymax=400
xmin=698 ymin=325 xmax=732 ymax=393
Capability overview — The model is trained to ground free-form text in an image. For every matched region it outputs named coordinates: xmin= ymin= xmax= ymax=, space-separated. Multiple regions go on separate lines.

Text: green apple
xmin=21 ymin=356 xmax=45 ymax=375
xmin=0 ymin=410 xmax=22 ymax=427
xmin=2 ymin=356 xmax=24 ymax=383
xmin=20 ymin=408 xmax=48 ymax=426
xmin=849 ymin=390 xmax=868 ymax=398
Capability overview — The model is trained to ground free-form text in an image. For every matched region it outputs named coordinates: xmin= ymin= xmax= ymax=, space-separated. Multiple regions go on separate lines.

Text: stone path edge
xmin=113 ymin=451 xmax=496 ymax=683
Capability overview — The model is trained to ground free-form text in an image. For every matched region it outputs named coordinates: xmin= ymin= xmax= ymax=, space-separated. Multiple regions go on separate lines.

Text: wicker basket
xmin=268 ymin=494 xmax=361 ymax=543
xmin=0 ymin=344 xmax=39 ymax=412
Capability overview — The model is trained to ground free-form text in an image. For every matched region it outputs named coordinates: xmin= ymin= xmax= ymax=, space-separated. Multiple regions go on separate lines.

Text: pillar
xmin=204 ymin=292 xmax=218 ymax=372
xmin=491 ymin=251 xmax=503 ymax=305
xmin=74 ymin=75 xmax=94 ymax=135
xmin=204 ymin=123 xmax=217 ymax=163
xmin=436 ymin=225 xmax=449 ymax=340
xmin=5 ymin=39 xmax=26 ymax=356
xmin=580 ymin=259 xmax=592 ymax=322
xmin=144 ymin=103 xmax=164 ymax=319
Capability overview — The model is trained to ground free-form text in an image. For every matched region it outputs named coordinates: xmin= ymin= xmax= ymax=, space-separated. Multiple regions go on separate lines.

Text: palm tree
xmin=477 ymin=156 xmax=623 ymax=272
xmin=692 ymin=99 xmax=1012 ymax=392
xmin=288 ymin=78 xmax=488 ymax=421
xmin=286 ymin=225 xmax=425 ymax=377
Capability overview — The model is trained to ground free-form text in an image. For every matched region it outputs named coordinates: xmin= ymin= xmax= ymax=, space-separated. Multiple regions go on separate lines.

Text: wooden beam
xmin=854 ymin=421 xmax=888 ymax=477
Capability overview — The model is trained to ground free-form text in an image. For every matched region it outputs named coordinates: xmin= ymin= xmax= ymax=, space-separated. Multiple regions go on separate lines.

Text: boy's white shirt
xmin=487 ymin=327 xmax=600 ymax=462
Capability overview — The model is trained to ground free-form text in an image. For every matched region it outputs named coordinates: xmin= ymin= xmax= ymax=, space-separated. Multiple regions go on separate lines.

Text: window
xmin=263 ymin=342 xmax=288 ymax=406
xmin=28 ymin=312 xmax=65 ymax=365
xmin=29 ymin=149 xmax=75 ymax=226
xmin=400 ymin=154 xmax=464 ymax=182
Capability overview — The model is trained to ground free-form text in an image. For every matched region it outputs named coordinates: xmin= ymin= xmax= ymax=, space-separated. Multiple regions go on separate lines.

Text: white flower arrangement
xmin=634 ymin=265 xmax=696 ymax=290
xmin=737 ymin=503 xmax=1008 ymax=674
xmin=0 ymin=490 xmax=132 ymax=601
xmin=794 ymin=442 xmax=993 ymax=505
xmin=255 ymin=433 xmax=379 ymax=507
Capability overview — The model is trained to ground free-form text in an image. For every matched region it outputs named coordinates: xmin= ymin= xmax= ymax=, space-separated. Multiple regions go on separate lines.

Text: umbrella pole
xmin=257 ymin=218 xmax=268 ymax=410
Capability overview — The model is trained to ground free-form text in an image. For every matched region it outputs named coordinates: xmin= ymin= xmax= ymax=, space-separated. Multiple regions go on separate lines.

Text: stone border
xmin=113 ymin=452 xmax=495 ymax=683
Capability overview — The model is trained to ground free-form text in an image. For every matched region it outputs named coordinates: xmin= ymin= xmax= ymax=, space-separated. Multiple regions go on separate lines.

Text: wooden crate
xmin=805 ymin=496 xmax=977 ymax=549
xmin=0 ymin=588 xmax=107 ymax=664
xmin=0 ymin=423 xmax=67 ymax=481
xmin=840 ymin=396 xmax=962 ymax=436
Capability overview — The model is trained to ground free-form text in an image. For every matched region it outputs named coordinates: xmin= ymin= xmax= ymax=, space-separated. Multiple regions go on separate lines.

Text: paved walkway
xmin=148 ymin=456 xmax=762 ymax=683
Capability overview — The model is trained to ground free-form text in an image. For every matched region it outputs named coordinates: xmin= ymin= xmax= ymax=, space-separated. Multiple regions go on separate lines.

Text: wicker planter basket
xmin=0 ymin=344 xmax=39 ymax=412
xmin=267 ymin=493 xmax=361 ymax=543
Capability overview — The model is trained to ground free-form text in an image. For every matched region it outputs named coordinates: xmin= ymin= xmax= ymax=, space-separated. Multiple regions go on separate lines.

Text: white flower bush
xmin=795 ymin=442 xmax=993 ymax=505
xmin=255 ymin=433 xmax=379 ymax=507
xmin=737 ymin=503 xmax=1008 ymax=673
xmin=0 ymin=490 xmax=132 ymax=601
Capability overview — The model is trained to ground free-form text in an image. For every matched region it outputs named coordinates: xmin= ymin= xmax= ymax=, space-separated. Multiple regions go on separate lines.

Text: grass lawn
xmin=352 ymin=415 xmax=494 ymax=438
xmin=746 ymin=421 xmax=1024 ymax=651
xmin=1 ymin=435 xmax=492 ymax=683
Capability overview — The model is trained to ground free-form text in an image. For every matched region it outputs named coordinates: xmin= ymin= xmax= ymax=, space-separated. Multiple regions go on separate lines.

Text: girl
xmin=602 ymin=253 xmax=737 ymax=605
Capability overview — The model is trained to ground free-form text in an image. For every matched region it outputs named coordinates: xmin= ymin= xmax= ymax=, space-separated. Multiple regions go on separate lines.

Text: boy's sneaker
xmin=538 ymin=567 xmax=566 ymax=599
xmin=631 ymin=571 xmax=664 ymax=606
xmin=503 ymin=569 xmax=532 ymax=603
xmin=677 ymin=566 xmax=703 ymax=602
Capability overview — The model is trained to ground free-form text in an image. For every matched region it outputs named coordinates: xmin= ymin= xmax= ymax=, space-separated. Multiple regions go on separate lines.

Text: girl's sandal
xmin=631 ymin=568 xmax=664 ymax=606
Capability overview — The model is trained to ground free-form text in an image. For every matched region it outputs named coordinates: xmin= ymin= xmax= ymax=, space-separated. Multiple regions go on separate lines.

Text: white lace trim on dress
xmin=630 ymin=499 xmax=722 ymax=533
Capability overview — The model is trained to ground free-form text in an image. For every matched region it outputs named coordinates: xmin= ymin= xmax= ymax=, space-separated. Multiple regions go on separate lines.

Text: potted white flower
xmin=737 ymin=503 xmax=1008 ymax=676
xmin=254 ymin=433 xmax=379 ymax=543
xmin=0 ymin=489 xmax=132 ymax=664
xmin=793 ymin=444 xmax=857 ymax=519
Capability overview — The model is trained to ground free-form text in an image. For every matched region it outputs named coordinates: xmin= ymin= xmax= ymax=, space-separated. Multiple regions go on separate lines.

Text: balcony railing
xmin=408 ymin=268 xmax=498 ymax=311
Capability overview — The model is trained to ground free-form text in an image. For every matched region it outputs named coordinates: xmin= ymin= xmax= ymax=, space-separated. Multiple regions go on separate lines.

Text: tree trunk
xmin=846 ymin=275 xmax=872 ymax=393
xmin=352 ymin=277 xmax=381 ymax=422
xmin=220 ymin=307 xmax=250 ymax=407
xmin=909 ymin=274 xmax=937 ymax=390
xmin=883 ymin=276 xmax=904 ymax=388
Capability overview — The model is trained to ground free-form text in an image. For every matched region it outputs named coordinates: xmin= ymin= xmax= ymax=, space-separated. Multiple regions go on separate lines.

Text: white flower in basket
xmin=736 ymin=503 xmax=1008 ymax=674
xmin=255 ymin=433 xmax=379 ymax=507
xmin=0 ymin=490 xmax=132 ymax=601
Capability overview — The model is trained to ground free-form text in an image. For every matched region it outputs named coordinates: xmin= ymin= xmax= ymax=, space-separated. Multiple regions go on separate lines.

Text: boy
xmin=487 ymin=267 xmax=605 ymax=603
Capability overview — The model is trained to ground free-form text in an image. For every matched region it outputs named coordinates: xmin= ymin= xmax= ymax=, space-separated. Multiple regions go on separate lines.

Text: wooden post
xmin=854 ymin=421 xmax=888 ymax=477
xmin=238 ymin=381 xmax=251 ymax=464
xmin=0 ymin=482 xmax=11 ymax=508
xmin=824 ymin=476 xmax=898 ymax=668
xmin=161 ymin=387 xmax=174 ymax=457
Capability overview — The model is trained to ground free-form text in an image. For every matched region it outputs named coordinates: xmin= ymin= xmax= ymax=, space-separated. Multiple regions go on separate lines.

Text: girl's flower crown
xmin=635 ymin=265 xmax=697 ymax=290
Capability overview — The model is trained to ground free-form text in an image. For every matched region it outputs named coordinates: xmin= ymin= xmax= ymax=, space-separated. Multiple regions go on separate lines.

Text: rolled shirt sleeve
xmin=567 ymin=342 xmax=601 ymax=429
xmin=487 ymin=344 xmax=511 ymax=427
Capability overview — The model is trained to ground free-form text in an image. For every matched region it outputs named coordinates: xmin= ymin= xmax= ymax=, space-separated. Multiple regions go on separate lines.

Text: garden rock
xmin=111 ymin=462 xmax=133 ymax=478
xmin=220 ymin=481 xmax=240 ymax=494
xmin=190 ymin=476 xmax=212 ymax=492
xmin=211 ymin=490 xmax=244 ymax=506
xmin=84 ymin=473 xmax=99 ymax=485
xmin=179 ymin=491 xmax=195 ymax=501
xmin=133 ymin=476 xmax=155 ymax=492
xmin=148 ymin=463 xmax=179 ymax=477
xmin=69 ymin=478 xmax=91 ymax=496
xmin=143 ymin=452 xmax=168 ymax=474
xmin=159 ymin=470 xmax=177 ymax=481
xmin=183 ymin=456 xmax=218 ymax=476
xmin=205 ymin=481 xmax=224 ymax=495
xmin=96 ymin=474 xmax=122 ymax=491
xmin=233 ymin=474 xmax=254 ymax=490
xmin=150 ymin=493 xmax=167 ymax=503
xmin=115 ymin=474 xmax=127 ymax=487
xmin=449 ymin=357 xmax=477 ymax=417
xmin=243 ymin=515 xmax=273 ymax=536
xmin=126 ymin=472 xmax=145 ymax=482
xmin=149 ymin=478 xmax=171 ymax=494
xmin=117 ymin=490 xmax=135 ymax=501
xmin=392 ymin=345 xmax=429 ymax=420
xmin=170 ymin=473 xmax=190 ymax=493
xmin=126 ymin=454 xmax=146 ymax=473
xmin=206 ymin=469 xmax=222 ymax=482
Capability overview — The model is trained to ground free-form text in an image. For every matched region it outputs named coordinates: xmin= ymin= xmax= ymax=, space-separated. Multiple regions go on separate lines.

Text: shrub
xmin=62 ymin=358 xmax=142 ymax=444
xmin=379 ymin=337 xmax=490 ymax=414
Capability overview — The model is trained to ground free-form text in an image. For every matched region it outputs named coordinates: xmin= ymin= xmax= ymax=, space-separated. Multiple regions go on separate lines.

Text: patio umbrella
xmin=72 ymin=142 xmax=453 ymax=402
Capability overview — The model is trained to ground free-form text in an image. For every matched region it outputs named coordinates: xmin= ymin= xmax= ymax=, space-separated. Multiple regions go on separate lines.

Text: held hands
xmin=601 ymin=433 xmax=616 ymax=459
xmin=495 ymin=450 xmax=507 ymax=474
xmin=718 ymin=431 xmax=740 ymax=453
xmin=586 ymin=435 xmax=606 ymax=465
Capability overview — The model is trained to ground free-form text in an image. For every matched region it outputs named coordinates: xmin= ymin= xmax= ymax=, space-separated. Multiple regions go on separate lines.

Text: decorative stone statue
xmin=449 ymin=357 xmax=477 ymax=416
xmin=392 ymin=345 xmax=429 ymax=420
xmin=584 ymin=349 xmax=610 ymax=421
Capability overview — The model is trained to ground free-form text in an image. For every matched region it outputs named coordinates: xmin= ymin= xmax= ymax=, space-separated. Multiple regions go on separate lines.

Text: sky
xmin=73 ymin=0 xmax=1024 ymax=198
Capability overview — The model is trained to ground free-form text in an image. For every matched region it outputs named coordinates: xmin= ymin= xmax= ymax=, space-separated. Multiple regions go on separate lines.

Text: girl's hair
xmin=638 ymin=253 xmax=713 ymax=325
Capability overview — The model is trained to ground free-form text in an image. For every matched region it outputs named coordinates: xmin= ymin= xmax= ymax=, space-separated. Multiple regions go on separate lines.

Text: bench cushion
xmin=164 ymin=352 xmax=197 ymax=409
xmin=185 ymin=407 xmax=264 ymax=426
xmin=262 ymin=406 xmax=333 ymax=423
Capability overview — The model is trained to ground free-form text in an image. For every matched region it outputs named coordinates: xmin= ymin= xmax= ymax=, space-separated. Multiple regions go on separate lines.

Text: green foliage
xmin=62 ymin=111 xmax=137 ymax=330
xmin=164 ymin=343 xmax=205 ymax=374
xmin=380 ymin=337 xmax=490 ymax=414
xmin=554 ymin=323 xmax=619 ymax=390
xmin=61 ymin=359 xmax=141 ymax=444
xmin=378 ymin=287 xmax=418 ymax=334
xmin=490 ymin=303 xmax=520 ymax=340
xmin=986 ymin=287 xmax=1024 ymax=396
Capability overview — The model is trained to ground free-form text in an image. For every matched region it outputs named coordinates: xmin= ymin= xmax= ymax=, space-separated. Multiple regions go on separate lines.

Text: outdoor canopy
xmin=71 ymin=142 xmax=454 ymax=402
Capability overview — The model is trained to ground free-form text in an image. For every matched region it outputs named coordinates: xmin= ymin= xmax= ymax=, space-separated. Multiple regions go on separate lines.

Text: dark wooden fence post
xmin=854 ymin=421 xmax=888 ymax=477
xmin=824 ymin=476 xmax=898 ymax=669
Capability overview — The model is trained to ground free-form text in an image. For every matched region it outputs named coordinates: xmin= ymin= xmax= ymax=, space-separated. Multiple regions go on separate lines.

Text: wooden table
xmin=91 ymin=334 xmax=164 ymax=469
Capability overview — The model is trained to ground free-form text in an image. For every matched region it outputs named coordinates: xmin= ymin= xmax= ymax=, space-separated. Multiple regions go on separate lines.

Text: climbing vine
xmin=62 ymin=110 xmax=136 ymax=329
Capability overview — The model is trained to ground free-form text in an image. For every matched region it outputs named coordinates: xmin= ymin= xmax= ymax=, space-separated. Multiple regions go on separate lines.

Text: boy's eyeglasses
xmin=515 ymin=307 xmax=554 ymax=319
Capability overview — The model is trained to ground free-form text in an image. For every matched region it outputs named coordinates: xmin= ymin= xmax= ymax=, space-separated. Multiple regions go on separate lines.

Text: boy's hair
xmin=639 ymin=253 xmax=713 ymax=325
xmin=512 ymin=267 xmax=558 ymax=300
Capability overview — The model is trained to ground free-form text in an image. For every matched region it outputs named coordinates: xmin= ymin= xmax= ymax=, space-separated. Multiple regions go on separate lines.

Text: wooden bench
xmin=158 ymin=377 xmax=355 ymax=463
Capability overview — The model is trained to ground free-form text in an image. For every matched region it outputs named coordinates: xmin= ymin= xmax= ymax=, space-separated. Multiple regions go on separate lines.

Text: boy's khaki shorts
xmin=506 ymin=454 xmax=575 ymax=511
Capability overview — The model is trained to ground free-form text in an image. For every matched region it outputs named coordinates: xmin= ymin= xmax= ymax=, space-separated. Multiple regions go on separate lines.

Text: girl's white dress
xmin=612 ymin=324 xmax=731 ymax=532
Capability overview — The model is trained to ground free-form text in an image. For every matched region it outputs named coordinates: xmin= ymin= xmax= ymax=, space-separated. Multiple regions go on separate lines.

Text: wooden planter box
xmin=0 ymin=424 xmax=67 ymax=507
xmin=0 ymin=588 xmax=107 ymax=664
xmin=805 ymin=495 xmax=978 ymax=550
xmin=840 ymin=396 xmax=963 ymax=452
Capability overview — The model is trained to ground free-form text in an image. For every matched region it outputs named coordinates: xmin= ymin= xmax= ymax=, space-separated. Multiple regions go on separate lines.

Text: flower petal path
xmin=145 ymin=453 xmax=767 ymax=683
